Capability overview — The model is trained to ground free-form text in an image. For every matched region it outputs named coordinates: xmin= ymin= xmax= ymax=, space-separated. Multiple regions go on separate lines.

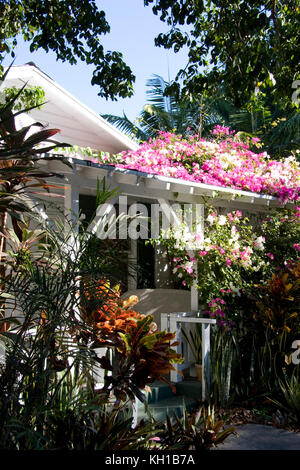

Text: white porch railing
xmin=161 ymin=312 xmax=216 ymax=401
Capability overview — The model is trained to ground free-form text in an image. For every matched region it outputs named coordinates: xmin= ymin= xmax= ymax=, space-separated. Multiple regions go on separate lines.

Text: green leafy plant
xmin=209 ymin=327 xmax=241 ymax=406
xmin=158 ymin=406 xmax=235 ymax=450
xmin=252 ymin=261 xmax=300 ymax=335
xmin=182 ymin=323 xmax=202 ymax=364
xmin=0 ymin=211 xmax=127 ymax=449
xmin=0 ymin=1 xmax=135 ymax=100
xmin=0 ymin=85 xmax=45 ymax=111
xmin=0 ymin=176 xmax=184 ymax=449
xmin=45 ymin=397 xmax=160 ymax=450
xmin=80 ymin=280 xmax=184 ymax=403
xmin=102 ymin=75 xmax=236 ymax=142
xmin=144 ymin=1 xmax=300 ymax=108
xmin=0 ymin=66 xmax=71 ymax=258
xmin=270 ymin=369 xmax=300 ymax=425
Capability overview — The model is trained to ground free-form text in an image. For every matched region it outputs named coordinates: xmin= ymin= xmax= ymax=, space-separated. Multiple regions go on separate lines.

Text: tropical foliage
xmin=0 ymin=199 xmax=183 ymax=449
xmin=102 ymin=75 xmax=235 ymax=142
xmin=156 ymin=406 xmax=236 ymax=450
xmin=0 ymin=0 xmax=135 ymax=100
xmin=228 ymin=100 xmax=300 ymax=159
xmin=0 ymin=66 xmax=71 ymax=252
xmin=273 ymin=370 xmax=300 ymax=423
xmin=144 ymin=1 xmax=300 ymax=107
xmin=103 ymin=73 xmax=300 ymax=158
xmin=142 ymin=2 xmax=300 ymax=159
xmin=156 ymin=205 xmax=300 ymax=409
xmin=0 ymin=85 xmax=45 ymax=111
xmin=0 ymin=72 xmax=186 ymax=450
xmin=92 ymin=126 xmax=300 ymax=202
xmin=136 ymin=123 xmax=299 ymax=411
xmin=80 ymin=278 xmax=183 ymax=402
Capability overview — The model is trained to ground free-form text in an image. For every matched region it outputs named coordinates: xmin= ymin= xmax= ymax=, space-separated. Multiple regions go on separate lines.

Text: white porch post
xmin=64 ymin=174 xmax=80 ymax=231
xmin=190 ymin=203 xmax=204 ymax=312
xmin=0 ymin=340 xmax=5 ymax=366
xmin=190 ymin=252 xmax=198 ymax=311
xmin=161 ymin=314 xmax=216 ymax=400
xmin=132 ymin=397 xmax=139 ymax=428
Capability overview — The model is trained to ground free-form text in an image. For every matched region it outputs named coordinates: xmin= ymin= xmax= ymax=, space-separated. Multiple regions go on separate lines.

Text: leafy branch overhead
xmin=145 ymin=0 xmax=300 ymax=107
xmin=0 ymin=0 xmax=135 ymax=100
xmin=1 ymin=85 xmax=45 ymax=112
xmin=102 ymin=74 xmax=236 ymax=142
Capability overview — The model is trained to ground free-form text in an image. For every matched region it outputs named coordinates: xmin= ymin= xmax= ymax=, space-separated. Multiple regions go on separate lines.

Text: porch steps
xmin=175 ymin=380 xmax=203 ymax=400
xmin=137 ymin=379 xmax=202 ymax=422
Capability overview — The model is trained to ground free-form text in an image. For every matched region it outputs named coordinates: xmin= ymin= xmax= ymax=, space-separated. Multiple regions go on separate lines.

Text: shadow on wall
xmin=121 ymin=288 xmax=192 ymax=329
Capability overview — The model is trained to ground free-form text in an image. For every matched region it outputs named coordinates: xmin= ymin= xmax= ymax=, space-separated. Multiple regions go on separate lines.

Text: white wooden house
xmin=2 ymin=64 xmax=295 ymax=391
xmin=2 ymin=64 xmax=293 ymax=320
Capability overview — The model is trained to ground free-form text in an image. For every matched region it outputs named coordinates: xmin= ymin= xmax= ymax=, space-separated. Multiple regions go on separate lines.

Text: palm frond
xmin=266 ymin=110 xmax=300 ymax=156
xmin=101 ymin=112 xmax=148 ymax=142
xmin=145 ymin=74 xmax=176 ymax=114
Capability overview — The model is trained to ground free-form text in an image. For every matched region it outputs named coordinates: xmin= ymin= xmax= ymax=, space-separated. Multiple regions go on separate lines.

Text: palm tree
xmin=103 ymin=74 xmax=300 ymax=159
xmin=228 ymin=100 xmax=300 ymax=159
xmin=101 ymin=75 xmax=235 ymax=142
xmin=266 ymin=110 xmax=300 ymax=158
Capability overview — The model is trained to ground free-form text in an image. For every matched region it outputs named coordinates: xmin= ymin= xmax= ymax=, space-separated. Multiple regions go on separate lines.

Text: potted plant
xmin=182 ymin=324 xmax=202 ymax=381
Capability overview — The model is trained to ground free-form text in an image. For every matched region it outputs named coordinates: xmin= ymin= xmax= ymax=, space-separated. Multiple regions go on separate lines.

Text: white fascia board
xmin=38 ymin=153 xmax=294 ymax=209
xmin=71 ymin=158 xmax=291 ymax=208
xmin=3 ymin=65 xmax=138 ymax=152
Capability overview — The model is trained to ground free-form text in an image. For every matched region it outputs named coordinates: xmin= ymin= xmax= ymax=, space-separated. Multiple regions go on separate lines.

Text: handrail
xmin=161 ymin=312 xmax=216 ymax=401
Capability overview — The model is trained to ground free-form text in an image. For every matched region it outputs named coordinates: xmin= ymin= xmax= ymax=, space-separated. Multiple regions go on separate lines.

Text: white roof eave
xmin=2 ymin=65 xmax=138 ymax=153
xmin=72 ymin=158 xmax=291 ymax=208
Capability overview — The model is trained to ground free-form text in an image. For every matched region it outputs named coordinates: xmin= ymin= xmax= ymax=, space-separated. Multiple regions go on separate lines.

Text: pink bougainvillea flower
xmin=93 ymin=128 xmax=299 ymax=203
xmin=199 ymin=250 xmax=208 ymax=256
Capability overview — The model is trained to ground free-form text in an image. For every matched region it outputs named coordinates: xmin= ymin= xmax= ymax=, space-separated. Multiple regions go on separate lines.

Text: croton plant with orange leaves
xmin=80 ymin=277 xmax=183 ymax=403
xmin=252 ymin=261 xmax=300 ymax=334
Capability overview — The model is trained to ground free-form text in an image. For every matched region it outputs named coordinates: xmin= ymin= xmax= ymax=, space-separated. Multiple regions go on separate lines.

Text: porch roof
xmin=2 ymin=64 xmax=138 ymax=154
xmin=46 ymin=155 xmax=294 ymax=210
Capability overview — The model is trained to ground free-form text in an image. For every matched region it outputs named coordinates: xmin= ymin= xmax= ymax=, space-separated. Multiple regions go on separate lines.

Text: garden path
xmin=216 ymin=424 xmax=300 ymax=450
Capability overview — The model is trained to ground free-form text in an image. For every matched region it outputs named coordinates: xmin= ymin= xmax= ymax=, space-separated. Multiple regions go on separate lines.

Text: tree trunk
xmin=198 ymin=95 xmax=203 ymax=138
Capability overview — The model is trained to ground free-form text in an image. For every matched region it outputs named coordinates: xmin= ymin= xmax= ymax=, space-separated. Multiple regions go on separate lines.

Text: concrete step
xmin=139 ymin=395 xmax=198 ymax=422
xmin=146 ymin=380 xmax=176 ymax=404
xmin=135 ymin=378 xmax=202 ymax=422
xmin=175 ymin=379 xmax=202 ymax=400
xmin=145 ymin=378 xmax=202 ymax=403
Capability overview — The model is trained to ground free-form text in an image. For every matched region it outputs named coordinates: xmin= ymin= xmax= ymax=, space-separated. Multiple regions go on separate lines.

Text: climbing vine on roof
xmin=92 ymin=126 xmax=300 ymax=203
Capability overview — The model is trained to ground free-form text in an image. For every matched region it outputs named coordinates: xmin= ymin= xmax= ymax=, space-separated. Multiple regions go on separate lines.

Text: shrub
xmin=156 ymin=406 xmax=235 ymax=451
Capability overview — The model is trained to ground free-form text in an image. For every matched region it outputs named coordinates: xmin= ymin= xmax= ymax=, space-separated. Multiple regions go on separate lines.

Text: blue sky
xmin=4 ymin=0 xmax=189 ymax=122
